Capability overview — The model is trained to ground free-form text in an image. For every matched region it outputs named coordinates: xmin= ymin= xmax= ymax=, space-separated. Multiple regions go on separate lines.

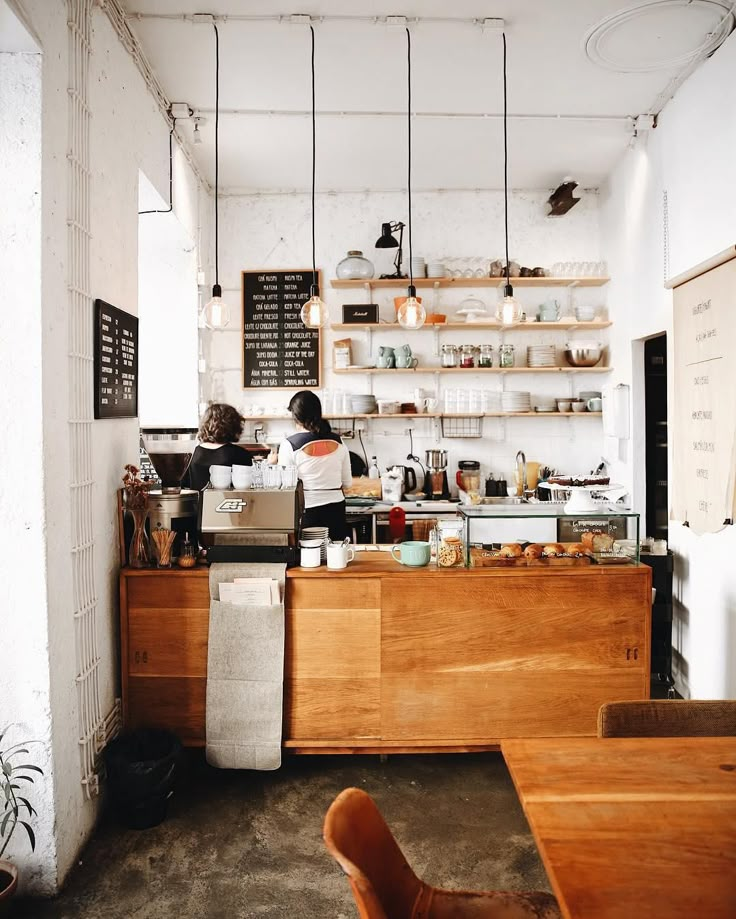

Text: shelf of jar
xmin=331 ymin=366 xmax=612 ymax=374
xmin=242 ymin=412 xmax=603 ymax=421
xmin=330 ymin=277 xmax=610 ymax=289
xmin=330 ymin=320 xmax=612 ymax=331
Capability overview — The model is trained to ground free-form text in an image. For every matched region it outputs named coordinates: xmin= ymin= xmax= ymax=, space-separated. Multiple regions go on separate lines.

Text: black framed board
xmin=93 ymin=299 xmax=138 ymax=419
xmin=242 ymin=269 xmax=322 ymax=389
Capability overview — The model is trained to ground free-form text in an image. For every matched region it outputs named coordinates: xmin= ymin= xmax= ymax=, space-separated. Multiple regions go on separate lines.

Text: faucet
xmin=515 ymin=450 xmax=527 ymax=497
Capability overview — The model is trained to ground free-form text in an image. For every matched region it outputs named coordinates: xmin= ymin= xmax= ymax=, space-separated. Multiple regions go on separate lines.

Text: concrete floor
xmin=15 ymin=751 xmax=551 ymax=919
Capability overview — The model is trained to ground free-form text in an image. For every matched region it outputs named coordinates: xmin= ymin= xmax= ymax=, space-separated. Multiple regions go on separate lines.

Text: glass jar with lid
xmin=499 ymin=344 xmax=515 ymax=368
xmin=335 ymin=250 xmax=375 ymax=280
xmin=478 ymin=344 xmax=494 ymax=368
xmin=441 ymin=344 xmax=458 ymax=367
xmin=460 ymin=344 xmax=477 ymax=368
xmin=434 ymin=518 xmax=466 ymax=568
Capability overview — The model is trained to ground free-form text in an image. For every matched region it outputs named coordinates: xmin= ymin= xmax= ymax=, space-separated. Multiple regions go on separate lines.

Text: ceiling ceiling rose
xmin=584 ymin=0 xmax=734 ymax=73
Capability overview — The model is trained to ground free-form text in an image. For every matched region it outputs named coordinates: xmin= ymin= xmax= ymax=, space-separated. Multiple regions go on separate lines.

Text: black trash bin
xmin=104 ymin=729 xmax=182 ymax=830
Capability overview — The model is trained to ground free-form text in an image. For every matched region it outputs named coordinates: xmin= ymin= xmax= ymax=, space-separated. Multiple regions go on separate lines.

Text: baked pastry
xmin=565 ymin=542 xmax=590 ymax=557
xmin=542 ymin=543 xmax=565 ymax=557
xmin=581 ymin=531 xmax=614 ymax=552
xmin=499 ymin=543 xmax=523 ymax=558
xmin=523 ymin=544 xmax=544 ymax=559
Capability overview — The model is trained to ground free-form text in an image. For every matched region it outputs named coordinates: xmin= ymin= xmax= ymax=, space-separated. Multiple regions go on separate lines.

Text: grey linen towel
xmin=206 ymin=563 xmax=286 ymax=770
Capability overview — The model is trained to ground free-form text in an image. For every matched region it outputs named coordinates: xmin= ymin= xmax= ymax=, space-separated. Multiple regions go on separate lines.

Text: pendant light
xmin=301 ymin=24 xmax=328 ymax=329
xmin=496 ymin=31 xmax=522 ymax=326
xmin=203 ymin=22 xmax=230 ymax=331
xmin=397 ymin=27 xmax=426 ymax=331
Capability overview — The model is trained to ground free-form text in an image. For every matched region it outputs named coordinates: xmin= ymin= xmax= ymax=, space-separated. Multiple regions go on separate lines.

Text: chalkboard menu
xmin=242 ymin=269 xmax=321 ymax=389
xmin=93 ymin=299 xmax=138 ymax=419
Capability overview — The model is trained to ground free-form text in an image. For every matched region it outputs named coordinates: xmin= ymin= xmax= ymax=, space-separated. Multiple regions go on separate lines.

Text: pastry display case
xmin=458 ymin=501 xmax=641 ymax=567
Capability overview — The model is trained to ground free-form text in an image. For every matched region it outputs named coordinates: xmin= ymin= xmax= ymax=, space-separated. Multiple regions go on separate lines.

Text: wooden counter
xmin=120 ymin=555 xmax=651 ymax=751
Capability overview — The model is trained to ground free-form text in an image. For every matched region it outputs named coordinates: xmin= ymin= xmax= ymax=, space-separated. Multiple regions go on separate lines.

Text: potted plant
xmin=0 ymin=729 xmax=43 ymax=902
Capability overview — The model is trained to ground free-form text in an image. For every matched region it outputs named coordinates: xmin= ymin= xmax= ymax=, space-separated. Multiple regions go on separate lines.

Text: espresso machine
xmin=199 ymin=484 xmax=303 ymax=565
xmin=423 ymin=449 xmax=450 ymax=500
xmin=140 ymin=428 xmax=199 ymax=559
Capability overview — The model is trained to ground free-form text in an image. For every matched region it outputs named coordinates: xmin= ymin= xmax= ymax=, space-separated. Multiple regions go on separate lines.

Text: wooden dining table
xmin=502 ymin=736 xmax=736 ymax=919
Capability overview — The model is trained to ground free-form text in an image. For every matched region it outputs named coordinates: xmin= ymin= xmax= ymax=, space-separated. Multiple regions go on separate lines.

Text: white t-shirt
xmin=278 ymin=431 xmax=352 ymax=508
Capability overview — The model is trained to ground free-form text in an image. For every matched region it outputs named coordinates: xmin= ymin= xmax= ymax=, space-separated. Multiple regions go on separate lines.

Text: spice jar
xmin=479 ymin=344 xmax=494 ymax=368
xmin=441 ymin=344 xmax=458 ymax=368
xmin=460 ymin=344 xmax=477 ymax=368
xmin=499 ymin=344 xmax=515 ymax=368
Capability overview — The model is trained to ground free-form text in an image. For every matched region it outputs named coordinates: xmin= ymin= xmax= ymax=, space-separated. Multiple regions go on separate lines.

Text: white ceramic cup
xmin=326 ymin=543 xmax=355 ymax=570
xmin=210 ymin=465 xmax=232 ymax=488
xmin=231 ymin=465 xmax=253 ymax=489
xmin=300 ymin=545 xmax=321 ymax=568
xmin=423 ymin=398 xmax=438 ymax=412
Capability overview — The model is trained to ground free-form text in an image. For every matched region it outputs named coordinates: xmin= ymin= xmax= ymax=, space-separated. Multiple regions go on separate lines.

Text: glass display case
xmin=458 ymin=500 xmax=641 ymax=567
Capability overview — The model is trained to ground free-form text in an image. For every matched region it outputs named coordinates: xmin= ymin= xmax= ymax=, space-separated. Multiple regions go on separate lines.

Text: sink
xmin=474 ymin=497 xmax=526 ymax=505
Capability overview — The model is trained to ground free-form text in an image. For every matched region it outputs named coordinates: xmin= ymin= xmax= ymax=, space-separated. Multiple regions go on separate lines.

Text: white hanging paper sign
xmin=672 ymin=256 xmax=736 ymax=533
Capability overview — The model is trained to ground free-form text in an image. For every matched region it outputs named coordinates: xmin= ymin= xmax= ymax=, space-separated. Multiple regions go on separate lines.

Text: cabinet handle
xmin=133 ymin=651 xmax=148 ymax=664
xmin=626 ymin=647 xmax=631 ymax=661
xmin=634 ymin=647 xmax=639 ymax=661
xmin=134 ymin=651 xmax=140 ymax=664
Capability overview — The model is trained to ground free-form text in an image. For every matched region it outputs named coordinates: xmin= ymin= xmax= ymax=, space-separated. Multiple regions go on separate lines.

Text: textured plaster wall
xmin=1 ymin=0 xmax=204 ymax=893
xmin=203 ymin=189 xmax=609 ymax=485
xmin=600 ymin=30 xmax=736 ymax=699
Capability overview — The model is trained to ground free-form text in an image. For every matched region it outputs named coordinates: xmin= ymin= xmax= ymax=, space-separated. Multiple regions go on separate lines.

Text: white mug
xmin=210 ymin=465 xmax=232 ymax=488
xmin=232 ymin=465 xmax=253 ymax=489
xmin=300 ymin=545 xmax=321 ymax=568
xmin=423 ymin=398 xmax=438 ymax=413
xmin=326 ymin=543 xmax=355 ymax=570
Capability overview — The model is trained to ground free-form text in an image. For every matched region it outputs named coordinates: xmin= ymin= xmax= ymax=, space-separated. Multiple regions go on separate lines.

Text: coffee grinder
xmin=140 ymin=428 xmax=199 ymax=559
xmin=423 ymin=449 xmax=450 ymax=500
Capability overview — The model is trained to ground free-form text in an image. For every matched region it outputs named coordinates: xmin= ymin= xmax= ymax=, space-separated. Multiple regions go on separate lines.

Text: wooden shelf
xmin=242 ymin=412 xmax=603 ymax=420
xmin=330 ymin=276 xmax=610 ymax=289
xmin=331 ymin=320 xmax=611 ymax=331
xmin=331 ymin=366 xmax=612 ymax=375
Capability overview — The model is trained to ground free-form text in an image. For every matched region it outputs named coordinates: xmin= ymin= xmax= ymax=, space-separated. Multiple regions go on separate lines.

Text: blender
xmin=423 ymin=449 xmax=450 ymax=500
xmin=140 ymin=428 xmax=199 ymax=559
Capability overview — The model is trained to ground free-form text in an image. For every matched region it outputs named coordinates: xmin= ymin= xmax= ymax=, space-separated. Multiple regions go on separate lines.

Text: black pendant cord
xmin=502 ymin=31 xmax=511 ymax=299
xmin=138 ymin=127 xmax=174 ymax=215
xmin=406 ymin=27 xmax=414 ymax=296
xmin=213 ymin=22 xmax=221 ymax=295
xmin=310 ymin=24 xmax=318 ymax=297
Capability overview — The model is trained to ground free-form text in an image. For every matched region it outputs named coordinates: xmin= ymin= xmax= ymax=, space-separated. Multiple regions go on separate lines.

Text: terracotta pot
xmin=0 ymin=862 xmax=18 ymax=903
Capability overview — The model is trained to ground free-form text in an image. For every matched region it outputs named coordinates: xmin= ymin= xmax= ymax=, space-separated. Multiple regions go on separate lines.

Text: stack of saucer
xmin=410 ymin=257 xmax=426 ymax=278
xmin=527 ymin=344 xmax=557 ymax=368
xmin=301 ymin=526 xmax=329 ymax=561
xmin=501 ymin=391 xmax=531 ymax=413
xmin=533 ymin=397 xmax=557 ymax=413
xmin=427 ymin=261 xmax=445 ymax=278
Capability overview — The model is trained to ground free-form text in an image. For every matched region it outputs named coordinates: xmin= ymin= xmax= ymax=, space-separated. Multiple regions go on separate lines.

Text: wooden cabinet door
xmin=285 ymin=578 xmax=381 ymax=740
xmin=380 ymin=572 xmax=650 ymax=742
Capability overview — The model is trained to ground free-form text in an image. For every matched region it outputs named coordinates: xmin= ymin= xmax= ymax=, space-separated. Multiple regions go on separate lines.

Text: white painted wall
xmin=204 ymin=190 xmax=609 ymax=488
xmin=1 ymin=0 xmax=204 ymax=893
xmin=138 ymin=173 xmax=199 ymax=428
xmin=600 ymin=30 xmax=736 ymax=699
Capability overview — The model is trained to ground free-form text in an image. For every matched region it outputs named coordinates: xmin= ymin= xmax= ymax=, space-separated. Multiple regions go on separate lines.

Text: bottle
xmin=368 ymin=456 xmax=380 ymax=480
xmin=485 ymin=473 xmax=497 ymax=497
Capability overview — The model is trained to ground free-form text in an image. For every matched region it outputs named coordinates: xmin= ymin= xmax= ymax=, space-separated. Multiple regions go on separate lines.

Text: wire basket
xmin=440 ymin=416 xmax=484 ymax=438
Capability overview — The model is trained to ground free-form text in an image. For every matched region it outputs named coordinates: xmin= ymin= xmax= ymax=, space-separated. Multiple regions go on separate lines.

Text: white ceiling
xmin=121 ymin=0 xmax=734 ymax=191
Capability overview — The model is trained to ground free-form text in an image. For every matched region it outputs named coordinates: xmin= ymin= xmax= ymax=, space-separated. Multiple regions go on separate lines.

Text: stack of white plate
xmin=350 ymin=394 xmax=377 ymax=414
xmin=410 ymin=257 xmax=426 ymax=278
xmin=301 ymin=526 xmax=329 ymax=561
xmin=527 ymin=345 xmax=557 ymax=368
xmin=427 ymin=261 xmax=445 ymax=278
xmin=501 ymin=391 xmax=531 ymax=413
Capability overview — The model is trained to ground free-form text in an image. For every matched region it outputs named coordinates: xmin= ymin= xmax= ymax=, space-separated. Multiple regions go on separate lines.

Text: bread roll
xmin=542 ymin=543 xmax=565 ymax=557
xmin=499 ymin=543 xmax=523 ymax=558
xmin=524 ymin=544 xmax=544 ymax=559
xmin=581 ymin=531 xmax=614 ymax=552
xmin=565 ymin=543 xmax=590 ymax=557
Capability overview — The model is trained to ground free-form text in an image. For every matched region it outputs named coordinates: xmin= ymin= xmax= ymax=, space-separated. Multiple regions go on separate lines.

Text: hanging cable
xmin=311 ymin=23 xmax=317 ymax=290
xmin=502 ymin=31 xmax=509 ymax=289
xmin=138 ymin=126 xmax=174 ymax=214
xmin=406 ymin=26 xmax=413 ymax=291
xmin=214 ymin=21 xmax=220 ymax=287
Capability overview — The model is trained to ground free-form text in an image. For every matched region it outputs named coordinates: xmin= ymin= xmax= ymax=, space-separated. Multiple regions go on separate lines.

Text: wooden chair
xmin=323 ymin=787 xmax=561 ymax=919
xmin=598 ymin=699 xmax=736 ymax=738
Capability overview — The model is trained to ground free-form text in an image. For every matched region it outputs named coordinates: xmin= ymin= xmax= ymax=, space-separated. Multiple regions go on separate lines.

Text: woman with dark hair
xmin=188 ymin=403 xmax=252 ymax=491
xmin=270 ymin=390 xmax=352 ymax=540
